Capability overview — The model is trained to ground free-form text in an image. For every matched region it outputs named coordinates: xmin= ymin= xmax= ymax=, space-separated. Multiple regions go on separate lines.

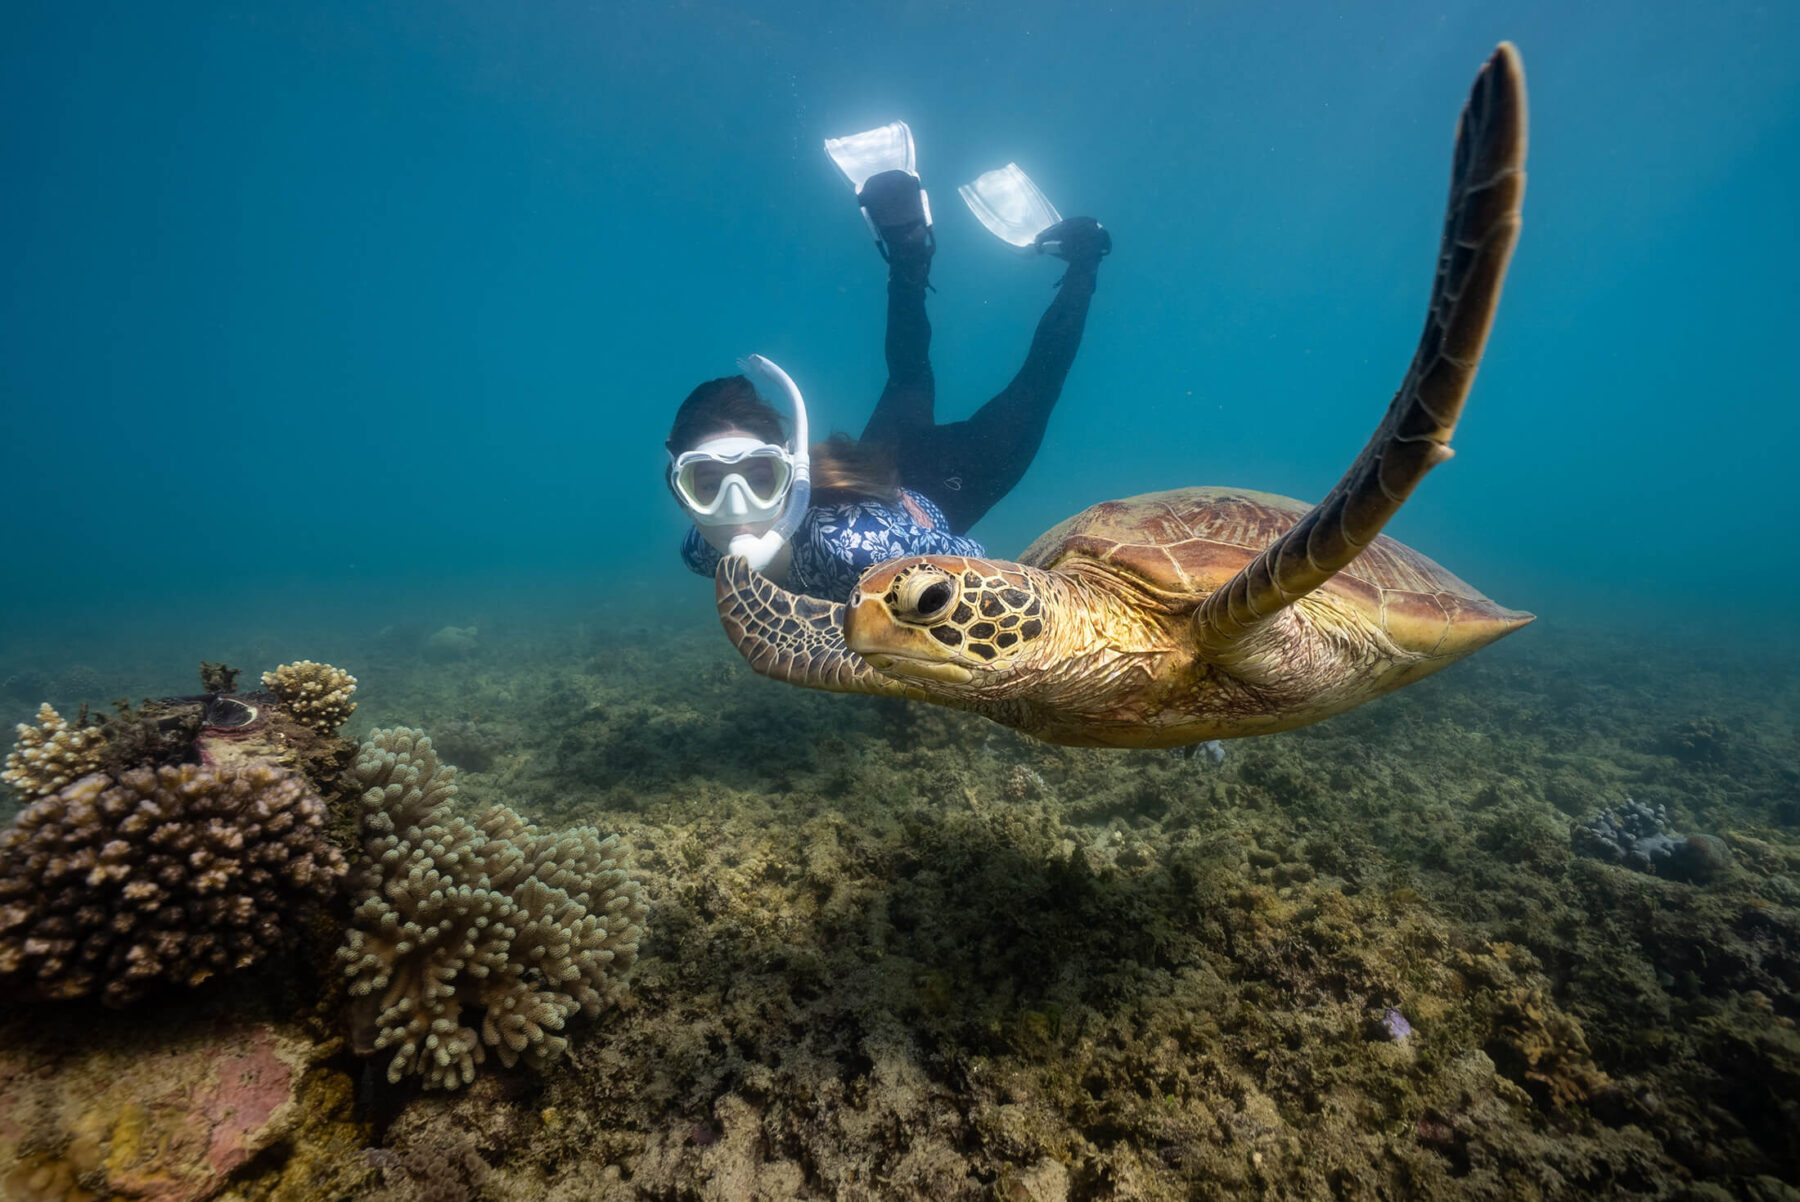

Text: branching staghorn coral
xmin=261 ymin=660 xmax=358 ymax=733
xmin=340 ymin=728 xmax=646 ymax=1089
xmin=0 ymin=763 xmax=348 ymax=1005
xmin=3 ymin=703 xmax=109 ymax=800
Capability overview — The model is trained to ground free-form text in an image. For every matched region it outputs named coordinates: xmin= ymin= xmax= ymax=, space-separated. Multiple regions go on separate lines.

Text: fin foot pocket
xmin=1035 ymin=216 xmax=1111 ymax=266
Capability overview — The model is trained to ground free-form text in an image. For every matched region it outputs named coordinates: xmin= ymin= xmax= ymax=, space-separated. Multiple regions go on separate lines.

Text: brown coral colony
xmin=261 ymin=659 xmax=358 ymax=733
xmin=0 ymin=660 xmax=361 ymax=1006
xmin=0 ymin=762 xmax=347 ymax=1005
xmin=2 ymin=702 xmax=107 ymax=798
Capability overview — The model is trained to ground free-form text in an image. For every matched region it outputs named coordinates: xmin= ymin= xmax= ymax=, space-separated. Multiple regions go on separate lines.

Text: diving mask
xmin=669 ymin=436 xmax=797 ymax=524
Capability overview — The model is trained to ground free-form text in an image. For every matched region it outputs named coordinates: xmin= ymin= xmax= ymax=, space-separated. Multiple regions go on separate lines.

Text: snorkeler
xmin=668 ymin=121 xmax=1111 ymax=603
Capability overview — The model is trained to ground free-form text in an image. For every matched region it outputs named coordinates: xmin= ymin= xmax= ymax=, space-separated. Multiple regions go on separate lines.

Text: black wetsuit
xmin=858 ymin=242 xmax=1100 ymax=535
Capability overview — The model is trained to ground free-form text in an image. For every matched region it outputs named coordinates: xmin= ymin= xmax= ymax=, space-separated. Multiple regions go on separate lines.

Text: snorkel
xmin=725 ymin=354 xmax=810 ymax=574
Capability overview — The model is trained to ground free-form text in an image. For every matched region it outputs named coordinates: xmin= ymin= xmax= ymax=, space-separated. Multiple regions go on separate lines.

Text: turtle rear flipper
xmin=716 ymin=556 xmax=930 ymax=700
xmin=1197 ymin=43 xmax=1527 ymax=660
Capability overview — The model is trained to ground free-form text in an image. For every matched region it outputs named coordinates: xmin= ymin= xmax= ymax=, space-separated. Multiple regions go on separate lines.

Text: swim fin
xmin=825 ymin=121 xmax=934 ymax=255
xmin=958 ymin=163 xmax=1063 ymax=253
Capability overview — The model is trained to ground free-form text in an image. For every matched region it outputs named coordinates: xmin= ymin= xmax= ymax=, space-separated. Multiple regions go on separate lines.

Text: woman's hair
xmin=666 ymin=375 xmax=784 ymax=452
xmin=667 ymin=375 xmax=898 ymax=503
xmin=809 ymin=432 xmax=900 ymax=502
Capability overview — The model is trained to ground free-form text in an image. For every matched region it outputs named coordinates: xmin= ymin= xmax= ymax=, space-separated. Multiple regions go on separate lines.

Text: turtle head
xmin=844 ymin=557 xmax=1051 ymax=690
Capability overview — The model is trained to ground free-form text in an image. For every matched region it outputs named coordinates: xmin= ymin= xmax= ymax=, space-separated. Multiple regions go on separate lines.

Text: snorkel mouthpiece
xmin=729 ymin=354 xmax=810 ymax=573
xmin=729 ymin=530 xmax=784 ymax=572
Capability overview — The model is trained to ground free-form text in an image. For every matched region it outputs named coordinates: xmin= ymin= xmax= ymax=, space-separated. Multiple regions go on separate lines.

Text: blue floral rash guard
xmin=681 ymin=488 xmax=986 ymax=604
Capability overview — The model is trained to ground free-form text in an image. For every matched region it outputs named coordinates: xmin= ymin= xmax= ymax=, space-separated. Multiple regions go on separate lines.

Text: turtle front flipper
xmin=715 ymin=556 xmax=929 ymax=700
xmin=1197 ymin=42 xmax=1526 ymax=656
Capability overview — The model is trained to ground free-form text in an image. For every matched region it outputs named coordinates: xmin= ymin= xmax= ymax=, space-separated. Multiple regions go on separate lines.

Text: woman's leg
xmin=901 ymin=246 xmax=1101 ymax=534
xmin=857 ymin=173 xmax=937 ymax=450
xmin=858 ymin=239 xmax=936 ymax=448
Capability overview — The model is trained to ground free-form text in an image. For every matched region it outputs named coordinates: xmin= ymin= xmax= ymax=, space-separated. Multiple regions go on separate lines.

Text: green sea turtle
xmin=718 ymin=44 xmax=1531 ymax=749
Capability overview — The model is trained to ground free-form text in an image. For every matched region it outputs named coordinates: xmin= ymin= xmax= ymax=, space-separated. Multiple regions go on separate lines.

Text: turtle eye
xmin=917 ymin=581 xmax=953 ymax=616
xmin=896 ymin=571 xmax=956 ymax=622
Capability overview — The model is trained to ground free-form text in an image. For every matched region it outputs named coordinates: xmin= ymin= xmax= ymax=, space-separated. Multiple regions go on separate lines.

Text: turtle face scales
xmin=845 ymin=557 xmax=1050 ymax=690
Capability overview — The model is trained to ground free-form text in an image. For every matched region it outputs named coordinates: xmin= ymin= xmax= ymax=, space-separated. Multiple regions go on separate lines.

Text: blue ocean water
xmin=2 ymin=1 xmax=1797 ymax=654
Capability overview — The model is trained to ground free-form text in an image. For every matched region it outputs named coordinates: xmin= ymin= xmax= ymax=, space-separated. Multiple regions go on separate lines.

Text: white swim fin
xmin=825 ymin=121 xmax=916 ymax=192
xmin=825 ymin=121 xmax=934 ymax=251
xmin=958 ymin=163 xmax=1063 ymax=253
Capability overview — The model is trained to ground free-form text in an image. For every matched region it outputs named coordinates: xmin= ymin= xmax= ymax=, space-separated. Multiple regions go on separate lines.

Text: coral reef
xmin=366 ymin=1129 xmax=490 ymax=1202
xmin=261 ymin=659 xmax=358 ymax=733
xmin=426 ymin=625 xmax=480 ymax=659
xmin=288 ymin=616 xmax=1800 ymax=1199
xmin=340 ymin=728 xmax=646 ymax=1089
xmin=1575 ymin=797 xmax=1733 ymax=883
xmin=0 ymin=762 xmax=347 ymax=1005
xmin=1661 ymin=716 xmax=1732 ymax=765
xmin=198 ymin=661 xmax=241 ymax=695
xmin=2 ymin=704 xmax=108 ymax=801
xmin=1171 ymin=737 xmax=1226 ymax=764
xmin=0 ymin=659 xmax=363 ymax=1008
xmin=3 ymin=614 xmax=1798 ymax=1198
xmin=87 ymin=697 xmax=206 ymax=781
xmin=431 ymin=718 xmax=504 ymax=773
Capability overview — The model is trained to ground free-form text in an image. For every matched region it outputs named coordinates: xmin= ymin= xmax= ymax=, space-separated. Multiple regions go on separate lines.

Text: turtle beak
xmin=844 ymin=589 xmax=975 ymax=685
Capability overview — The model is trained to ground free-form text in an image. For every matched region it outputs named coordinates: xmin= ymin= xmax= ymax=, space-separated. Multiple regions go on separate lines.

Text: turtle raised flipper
xmin=1197 ymin=42 xmax=1527 ymax=655
xmin=715 ymin=555 xmax=927 ymax=700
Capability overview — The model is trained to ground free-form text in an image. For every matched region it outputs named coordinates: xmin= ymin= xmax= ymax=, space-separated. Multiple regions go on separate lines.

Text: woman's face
xmin=677 ymin=426 xmax=781 ymax=553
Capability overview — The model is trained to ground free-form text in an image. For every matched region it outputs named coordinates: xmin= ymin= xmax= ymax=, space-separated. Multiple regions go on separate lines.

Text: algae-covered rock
xmin=0 ymin=1006 xmax=364 ymax=1202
